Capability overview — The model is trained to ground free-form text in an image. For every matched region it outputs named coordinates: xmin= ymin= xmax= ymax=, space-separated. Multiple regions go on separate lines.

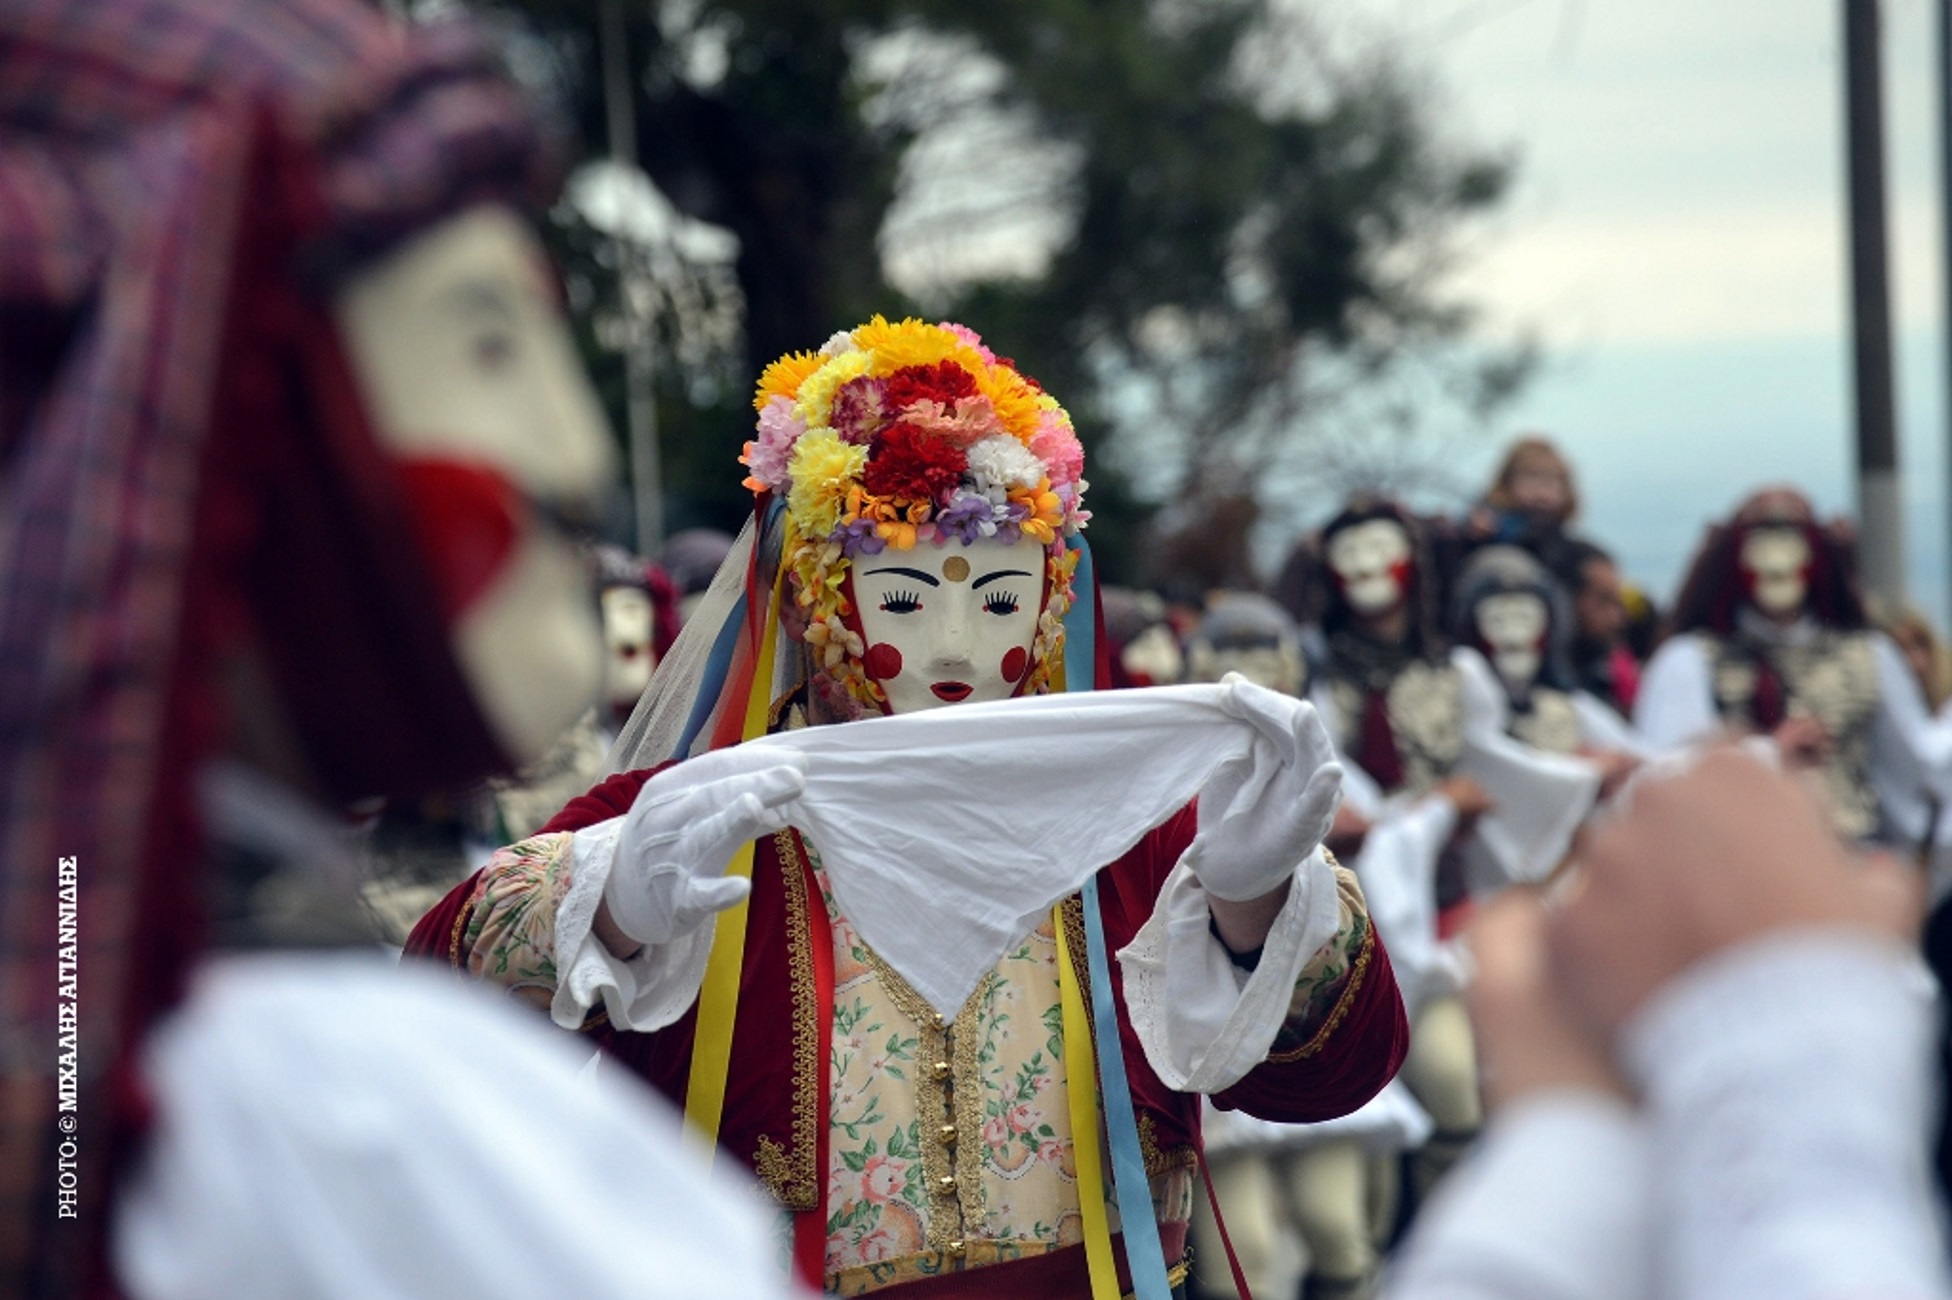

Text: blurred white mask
xmin=600 ymin=586 xmax=656 ymax=711
xmin=335 ymin=206 xmax=614 ymax=763
xmin=1739 ymin=527 xmax=1812 ymax=618
xmin=1327 ymin=519 xmax=1412 ymax=616
xmin=1474 ymin=591 xmax=1548 ymax=690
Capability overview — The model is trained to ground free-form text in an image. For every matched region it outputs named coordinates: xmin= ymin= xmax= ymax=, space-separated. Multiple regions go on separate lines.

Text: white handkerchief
xmin=743 ymin=682 xmax=1323 ymax=1017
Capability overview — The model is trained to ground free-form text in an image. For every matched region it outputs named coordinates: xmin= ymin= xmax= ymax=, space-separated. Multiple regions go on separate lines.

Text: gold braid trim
xmin=1266 ymin=919 xmax=1375 ymax=1064
xmin=823 ymin=1243 xmax=1190 ymax=1298
xmin=755 ymin=831 xmax=822 ymax=1210
xmin=858 ymin=933 xmax=992 ymax=1250
xmin=1136 ymin=1113 xmax=1198 ymax=1179
xmin=1057 ymin=894 xmax=1099 ymax=1065
xmin=446 ymin=886 xmax=476 ymax=970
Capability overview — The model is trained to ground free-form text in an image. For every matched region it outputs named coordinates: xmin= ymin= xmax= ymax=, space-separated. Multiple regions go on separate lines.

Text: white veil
xmin=605 ymin=509 xmax=805 ymax=775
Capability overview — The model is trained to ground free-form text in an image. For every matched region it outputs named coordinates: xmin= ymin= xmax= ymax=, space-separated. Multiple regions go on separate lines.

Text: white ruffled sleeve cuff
xmin=549 ymin=817 xmax=715 ymax=1034
xmin=1116 ymin=846 xmax=1344 ymax=1093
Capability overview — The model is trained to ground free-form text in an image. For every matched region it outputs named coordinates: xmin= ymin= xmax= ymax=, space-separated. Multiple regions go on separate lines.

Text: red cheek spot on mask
xmin=865 ymin=642 xmax=904 ymax=681
xmin=1001 ymin=646 xmax=1029 ymax=683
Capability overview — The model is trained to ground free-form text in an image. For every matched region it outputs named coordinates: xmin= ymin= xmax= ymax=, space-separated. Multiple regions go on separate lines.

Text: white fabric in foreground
xmin=115 ymin=953 xmax=804 ymax=1300
xmin=1381 ymin=1091 xmax=1651 ymax=1300
xmin=740 ymin=681 xmax=1335 ymax=1018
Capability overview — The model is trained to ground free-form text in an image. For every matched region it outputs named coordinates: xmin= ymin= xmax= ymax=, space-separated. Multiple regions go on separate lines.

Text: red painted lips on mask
xmin=394 ymin=457 xmax=521 ymax=622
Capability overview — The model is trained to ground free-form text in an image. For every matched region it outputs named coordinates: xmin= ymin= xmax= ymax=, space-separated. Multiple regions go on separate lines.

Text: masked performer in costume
xmin=0 ymin=2 xmax=821 ymax=1296
xmin=1267 ymin=501 xmax=1599 ymax=1299
xmin=1449 ymin=547 xmax=1646 ymax=783
xmin=409 ymin=319 xmax=1409 ymax=1300
xmin=1636 ymin=487 xmax=1952 ymax=846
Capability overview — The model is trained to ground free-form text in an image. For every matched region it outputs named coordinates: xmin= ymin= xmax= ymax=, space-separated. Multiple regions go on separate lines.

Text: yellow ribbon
xmin=682 ymin=562 xmax=786 ymax=1159
xmin=1055 ymin=904 xmax=1122 ymax=1300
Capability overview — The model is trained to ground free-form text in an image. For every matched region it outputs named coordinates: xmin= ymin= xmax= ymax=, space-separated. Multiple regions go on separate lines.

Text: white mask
xmin=1121 ymin=623 xmax=1185 ymax=687
xmin=1739 ymin=528 xmax=1812 ymax=617
xmin=600 ymin=586 xmax=656 ymax=710
xmin=1474 ymin=591 xmax=1548 ymax=690
xmin=335 ymin=207 xmax=614 ymax=763
xmin=1326 ymin=519 xmax=1413 ymax=616
xmin=852 ymin=535 xmax=1046 ymax=715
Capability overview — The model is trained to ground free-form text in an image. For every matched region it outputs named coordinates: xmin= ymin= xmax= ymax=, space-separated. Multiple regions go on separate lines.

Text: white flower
xmin=964 ymin=435 xmax=1044 ymax=494
xmin=819 ymin=330 xmax=859 ymax=357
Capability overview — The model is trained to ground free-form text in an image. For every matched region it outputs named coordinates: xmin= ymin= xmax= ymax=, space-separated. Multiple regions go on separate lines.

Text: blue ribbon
xmin=672 ymin=590 xmax=746 ymax=758
xmin=1064 ymin=538 xmax=1174 ymax=1300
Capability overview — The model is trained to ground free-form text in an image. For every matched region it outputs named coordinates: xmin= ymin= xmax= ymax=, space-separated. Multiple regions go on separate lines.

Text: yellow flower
xmin=803 ymin=613 xmax=864 ymax=670
xmin=786 ymin=430 xmax=867 ymax=538
xmin=853 ymin=315 xmax=989 ymax=378
xmin=753 ymin=351 xmax=824 ymax=412
xmin=793 ymin=350 xmax=871 ymax=429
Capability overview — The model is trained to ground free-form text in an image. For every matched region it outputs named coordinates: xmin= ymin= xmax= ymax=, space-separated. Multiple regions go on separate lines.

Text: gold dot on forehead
xmin=942 ymin=555 xmax=970 ymax=582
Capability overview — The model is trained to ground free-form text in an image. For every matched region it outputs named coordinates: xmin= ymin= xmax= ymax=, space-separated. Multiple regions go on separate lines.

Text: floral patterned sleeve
xmin=456 ymin=832 xmax=579 ymax=1011
xmin=1267 ymin=860 xmax=1373 ymax=1058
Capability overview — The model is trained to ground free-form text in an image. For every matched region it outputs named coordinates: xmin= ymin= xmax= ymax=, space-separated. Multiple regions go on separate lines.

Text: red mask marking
xmin=395 ymin=458 xmax=520 ymax=622
xmin=1001 ymin=645 xmax=1029 ymax=683
xmin=865 ymin=642 xmax=904 ymax=681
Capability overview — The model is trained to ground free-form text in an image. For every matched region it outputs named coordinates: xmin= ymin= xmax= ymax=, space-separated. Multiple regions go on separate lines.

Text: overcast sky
xmin=1333 ymin=0 xmax=1952 ymax=620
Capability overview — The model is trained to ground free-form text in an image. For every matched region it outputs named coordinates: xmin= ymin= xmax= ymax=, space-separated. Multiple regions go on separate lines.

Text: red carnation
xmin=863 ymin=424 xmax=967 ymax=503
xmin=884 ymin=361 xmax=979 ymax=413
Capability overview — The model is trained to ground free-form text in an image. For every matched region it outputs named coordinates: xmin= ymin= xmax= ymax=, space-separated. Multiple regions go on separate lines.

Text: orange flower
xmin=1011 ymin=478 xmax=1064 ymax=545
xmin=753 ymin=350 xmax=825 ymax=411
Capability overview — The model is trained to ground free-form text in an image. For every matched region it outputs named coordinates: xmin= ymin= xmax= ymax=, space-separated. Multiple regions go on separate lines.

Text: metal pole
xmin=599 ymin=0 xmax=664 ymax=556
xmin=1940 ymin=0 xmax=1952 ymax=616
xmin=1845 ymin=0 xmax=1905 ymax=604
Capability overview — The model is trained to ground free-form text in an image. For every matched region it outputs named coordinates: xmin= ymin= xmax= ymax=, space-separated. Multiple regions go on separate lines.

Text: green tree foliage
xmin=505 ymin=0 xmax=1526 ymax=583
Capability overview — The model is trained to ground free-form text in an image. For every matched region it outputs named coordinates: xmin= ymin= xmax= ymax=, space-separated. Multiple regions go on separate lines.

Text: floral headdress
xmin=741 ymin=317 xmax=1090 ymax=713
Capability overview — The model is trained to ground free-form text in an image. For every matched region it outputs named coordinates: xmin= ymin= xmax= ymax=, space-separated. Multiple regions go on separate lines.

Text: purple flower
xmin=935 ymin=493 xmax=1000 ymax=546
xmin=834 ymin=515 xmax=887 ymax=557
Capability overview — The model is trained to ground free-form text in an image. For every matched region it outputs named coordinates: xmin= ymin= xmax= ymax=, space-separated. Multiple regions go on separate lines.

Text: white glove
xmin=602 ymin=745 xmax=807 ymax=947
xmin=1184 ymin=676 xmax=1343 ymax=902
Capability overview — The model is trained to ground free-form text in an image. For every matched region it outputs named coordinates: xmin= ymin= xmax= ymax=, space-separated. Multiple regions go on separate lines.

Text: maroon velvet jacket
xmin=407 ymin=766 xmax=1408 ymax=1213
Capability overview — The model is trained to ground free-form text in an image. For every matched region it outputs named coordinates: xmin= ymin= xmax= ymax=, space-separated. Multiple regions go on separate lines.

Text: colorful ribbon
xmin=1060 ymin=537 xmax=1175 ymax=1300
xmin=683 ymin=554 xmax=786 ymax=1156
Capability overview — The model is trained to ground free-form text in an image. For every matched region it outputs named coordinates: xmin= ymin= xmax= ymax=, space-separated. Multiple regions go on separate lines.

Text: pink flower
xmin=1029 ymin=410 xmax=1084 ymax=487
xmin=1037 ymin=1138 xmax=1064 ymax=1163
xmin=1030 ymin=1071 xmax=1053 ymax=1094
xmin=982 ymin=1115 xmax=1009 ymax=1148
xmin=742 ymin=396 xmax=806 ymax=491
xmin=858 ymin=1226 xmax=898 ymax=1262
xmin=829 ymin=375 xmax=889 ymax=444
xmin=1007 ymin=1102 xmax=1037 ymax=1134
xmin=863 ymin=1154 xmax=904 ymax=1204
xmin=937 ymin=321 xmax=997 ymax=364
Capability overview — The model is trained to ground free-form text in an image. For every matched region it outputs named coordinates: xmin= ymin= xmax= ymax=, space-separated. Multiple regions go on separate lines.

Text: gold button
xmin=934 ymin=1013 xmax=948 ymax=1030
xmin=947 ymin=1240 xmax=967 ymax=1257
xmin=932 ymin=1060 xmax=951 ymax=1079
xmin=939 ymin=1124 xmax=958 ymax=1143
xmin=938 ymin=1175 xmax=957 ymax=1193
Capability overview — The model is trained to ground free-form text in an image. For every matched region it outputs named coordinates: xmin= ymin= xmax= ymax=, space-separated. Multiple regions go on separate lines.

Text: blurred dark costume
xmin=0 ymin=2 xmax=558 ymax=1292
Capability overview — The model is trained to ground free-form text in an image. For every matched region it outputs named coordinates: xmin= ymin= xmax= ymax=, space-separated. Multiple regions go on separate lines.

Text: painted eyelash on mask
xmin=983 ymin=592 xmax=1020 ymax=615
xmin=881 ymin=589 xmax=924 ymax=613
